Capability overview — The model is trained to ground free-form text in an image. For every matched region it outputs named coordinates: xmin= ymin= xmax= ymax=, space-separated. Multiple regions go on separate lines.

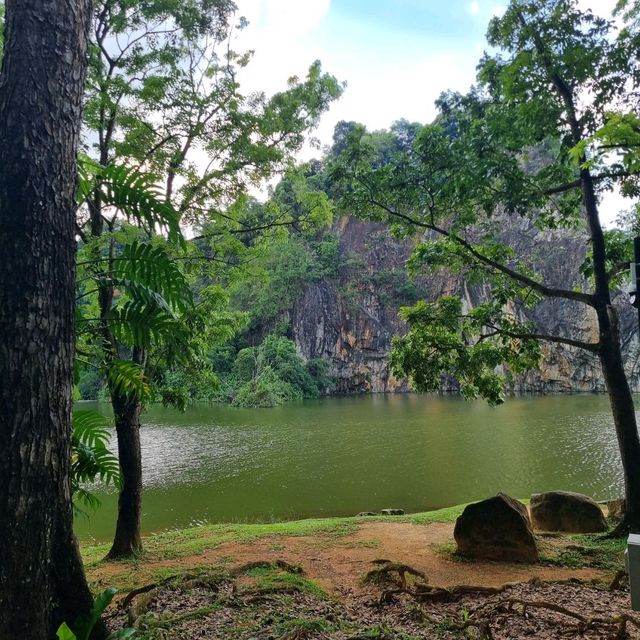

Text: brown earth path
xmin=89 ymin=520 xmax=609 ymax=595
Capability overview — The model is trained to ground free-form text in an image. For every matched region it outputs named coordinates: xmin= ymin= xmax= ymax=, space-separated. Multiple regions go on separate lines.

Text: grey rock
xmin=530 ymin=491 xmax=607 ymax=533
xmin=454 ymin=493 xmax=538 ymax=563
xmin=289 ymin=216 xmax=639 ymax=395
xmin=380 ymin=509 xmax=404 ymax=516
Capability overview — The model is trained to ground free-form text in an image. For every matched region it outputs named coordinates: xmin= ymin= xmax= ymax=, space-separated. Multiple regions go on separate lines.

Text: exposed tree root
xmin=370 ymin=569 xmax=640 ymax=640
xmin=610 ymin=569 xmax=629 ymax=591
xmin=362 ymin=560 xmax=427 ymax=589
xmin=603 ymin=514 xmax=640 ymax=539
xmin=120 ymin=571 xmax=229 ymax=627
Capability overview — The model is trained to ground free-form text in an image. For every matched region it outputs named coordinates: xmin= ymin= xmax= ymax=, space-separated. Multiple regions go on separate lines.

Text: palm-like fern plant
xmin=71 ymin=411 xmax=120 ymax=515
xmin=75 ymin=156 xmax=219 ymax=556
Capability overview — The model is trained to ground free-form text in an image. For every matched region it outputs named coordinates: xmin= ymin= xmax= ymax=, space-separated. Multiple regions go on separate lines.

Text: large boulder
xmin=454 ymin=494 xmax=538 ymax=563
xmin=530 ymin=491 xmax=607 ymax=533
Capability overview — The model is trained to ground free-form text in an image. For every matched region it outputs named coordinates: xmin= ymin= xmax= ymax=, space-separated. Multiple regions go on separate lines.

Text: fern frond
xmin=71 ymin=410 xmax=121 ymax=514
xmin=77 ymin=155 xmax=183 ymax=244
xmin=113 ymin=241 xmax=193 ymax=312
xmin=103 ymin=358 xmax=152 ymax=401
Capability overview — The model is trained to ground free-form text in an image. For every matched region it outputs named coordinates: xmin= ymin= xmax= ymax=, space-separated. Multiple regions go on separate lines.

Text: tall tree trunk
xmin=598 ymin=305 xmax=640 ymax=533
xmin=0 ymin=0 xmax=96 ymax=638
xmin=107 ymin=393 xmax=144 ymax=558
xmin=107 ymin=346 xmax=145 ymax=558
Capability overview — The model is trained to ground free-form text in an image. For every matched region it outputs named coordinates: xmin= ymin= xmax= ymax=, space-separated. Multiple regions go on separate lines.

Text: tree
xmin=332 ymin=0 xmax=640 ymax=532
xmin=79 ymin=0 xmax=341 ymax=557
xmin=0 ymin=0 xmax=98 ymax=637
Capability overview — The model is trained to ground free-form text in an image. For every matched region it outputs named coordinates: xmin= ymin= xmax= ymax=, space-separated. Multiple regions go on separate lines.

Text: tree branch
xmin=542 ymin=170 xmax=636 ymax=195
xmin=367 ymin=196 xmax=596 ymax=307
xmin=485 ymin=324 xmax=601 ymax=353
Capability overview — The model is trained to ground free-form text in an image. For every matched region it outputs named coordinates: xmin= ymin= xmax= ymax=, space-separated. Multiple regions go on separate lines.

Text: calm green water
xmin=75 ymin=394 xmax=625 ymax=542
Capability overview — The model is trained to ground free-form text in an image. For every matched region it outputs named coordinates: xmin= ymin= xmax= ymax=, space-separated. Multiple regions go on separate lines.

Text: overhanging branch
xmin=486 ymin=323 xmax=601 ymax=353
xmin=367 ymin=196 xmax=596 ymax=307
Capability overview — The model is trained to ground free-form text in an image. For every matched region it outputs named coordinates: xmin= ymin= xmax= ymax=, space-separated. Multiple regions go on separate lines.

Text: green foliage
xmin=85 ymin=1 xmax=342 ymax=225
xmin=103 ymin=359 xmax=152 ymax=403
xmin=56 ymin=587 xmax=134 ymax=640
xmin=76 ymin=165 xmax=242 ymax=410
xmin=71 ymin=411 xmax=120 ymax=515
xmin=390 ymin=298 xmax=541 ymax=405
xmin=77 ymin=0 xmax=342 ymax=420
xmin=78 ymin=158 xmax=182 ymax=244
xmin=77 ymin=367 xmax=104 ymax=401
xmin=580 ymin=227 xmax=634 ymax=287
xmin=230 ymin=232 xmax=341 ymax=328
xmin=217 ymin=335 xmax=333 ymax=407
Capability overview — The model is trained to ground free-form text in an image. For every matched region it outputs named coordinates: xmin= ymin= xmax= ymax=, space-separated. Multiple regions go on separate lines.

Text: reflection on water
xmin=75 ymin=394 xmax=625 ymax=542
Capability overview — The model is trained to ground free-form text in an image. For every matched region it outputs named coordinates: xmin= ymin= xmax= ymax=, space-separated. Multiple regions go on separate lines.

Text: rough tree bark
xmin=598 ymin=310 xmax=640 ymax=533
xmin=0 ymin=0 xmax=97 ymax=638
xmin=107 ymin=349 xmax=145 ymax=558
xmin=108 ymin=396 xmax=144 ymax=558
xmin=581 ymin=164 xmax=640 ymax=534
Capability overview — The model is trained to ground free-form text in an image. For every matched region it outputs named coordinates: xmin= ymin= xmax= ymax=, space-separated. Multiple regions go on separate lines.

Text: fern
xmin=71 ymin=411 xmax=121 ymax=515
xmin=113 ymin=241 xmax=193 ymax=312
xmin=103 ymin=359 xmax=152 ymax=401
xmin=77 ymin=154 xmax=182 ymax=244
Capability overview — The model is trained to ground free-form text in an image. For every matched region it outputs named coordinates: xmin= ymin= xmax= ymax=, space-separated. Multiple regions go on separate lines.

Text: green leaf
xmin=56 ymin=623 xmax=77 ymax=640
xmin=74 ymin=588 xmax=118 ymax=640
xmin=104 ymin=359 xmax=152 ymax=402
xmin=71 ymin=410 xmax=120 ymax=514
xmin=77 ymin=156 xmax=183 ymax=245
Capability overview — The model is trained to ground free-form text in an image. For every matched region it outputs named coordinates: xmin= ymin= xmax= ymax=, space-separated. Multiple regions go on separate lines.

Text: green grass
xmin=239 ymin=562 xmax=327 ymax=598
xmin=82 ymin=518 xmax=359 ymax=566
xmin=272 ymin=616 xmax=346 ymax=636
xmin=350 ymin=624 xmax=423 ymax=639
xmin=539 ymin=533 xmax=625 ymax=570
xmin=81 ymin=504 xmax=465 ymax=567
xmin=253 ymin=571 xmax=327 ymax=598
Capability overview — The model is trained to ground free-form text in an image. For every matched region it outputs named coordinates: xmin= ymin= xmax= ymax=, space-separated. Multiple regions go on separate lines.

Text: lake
xmin=75 ymin=394 xmax=624 ymax=542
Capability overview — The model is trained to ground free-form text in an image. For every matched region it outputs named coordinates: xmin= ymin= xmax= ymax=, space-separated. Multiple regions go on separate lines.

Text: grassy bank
xmin=82 ymin=503 xmax=468 ymax=567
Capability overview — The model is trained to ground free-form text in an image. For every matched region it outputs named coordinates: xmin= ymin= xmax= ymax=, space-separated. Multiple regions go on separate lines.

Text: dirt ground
xmin=91 ymin=521 xmax=608 ymax=592
xmin=95 ymin=519 xmax=638 ymax=639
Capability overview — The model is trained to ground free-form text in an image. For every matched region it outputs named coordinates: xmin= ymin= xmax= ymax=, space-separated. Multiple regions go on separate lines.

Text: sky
xmin=232 ymin=0 xmax=629 ymax=224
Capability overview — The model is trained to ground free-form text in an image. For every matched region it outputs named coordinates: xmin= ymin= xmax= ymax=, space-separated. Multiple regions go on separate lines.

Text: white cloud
xmin=575 ymin=0 xmax=617 ymax=17
xmin=232 ymin=0 xmax=330 ymax=99
xmin=264 ymin=0 xmax=331 ymax=34
xmin=235 ymin=0 xmax=331 ymax=35
xmin=469 ymin=1 xmax=481 ymax=16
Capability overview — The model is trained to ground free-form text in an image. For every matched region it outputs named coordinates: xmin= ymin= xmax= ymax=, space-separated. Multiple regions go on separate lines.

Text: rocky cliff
xmin=290 ymin=215 xmax=640 ymax=394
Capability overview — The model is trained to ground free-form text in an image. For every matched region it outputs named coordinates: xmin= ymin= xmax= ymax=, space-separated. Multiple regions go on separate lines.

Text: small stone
xmin=454 ymin=493 xmax=538 ymax=563
xmin=356 ymin=512 xmax=377 ymax=517
xmin=530 ymin=491 xmax=607 ymax=533
xmin=380 ymin=508 xmax=404 ymax=516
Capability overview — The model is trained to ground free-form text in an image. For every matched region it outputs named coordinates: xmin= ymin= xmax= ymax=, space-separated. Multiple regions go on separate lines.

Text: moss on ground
xmin=539 ymin=533 xmax=625 ymax=570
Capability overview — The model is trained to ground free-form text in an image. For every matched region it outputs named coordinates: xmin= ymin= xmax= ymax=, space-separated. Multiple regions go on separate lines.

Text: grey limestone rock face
xmin=530 ymin=491 xmax=608 ymax=533
xmin=289 ymin=216 xmax=639 ymax=396
xmin=454 ymin=493 xmax=539 ymax=563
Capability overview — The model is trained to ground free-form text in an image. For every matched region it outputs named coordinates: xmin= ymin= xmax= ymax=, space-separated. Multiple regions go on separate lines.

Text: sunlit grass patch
xmin=237 ymin=561 xmax=327 ymax=598
xmin=538 ymin=533 xmax=625 ymax=570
